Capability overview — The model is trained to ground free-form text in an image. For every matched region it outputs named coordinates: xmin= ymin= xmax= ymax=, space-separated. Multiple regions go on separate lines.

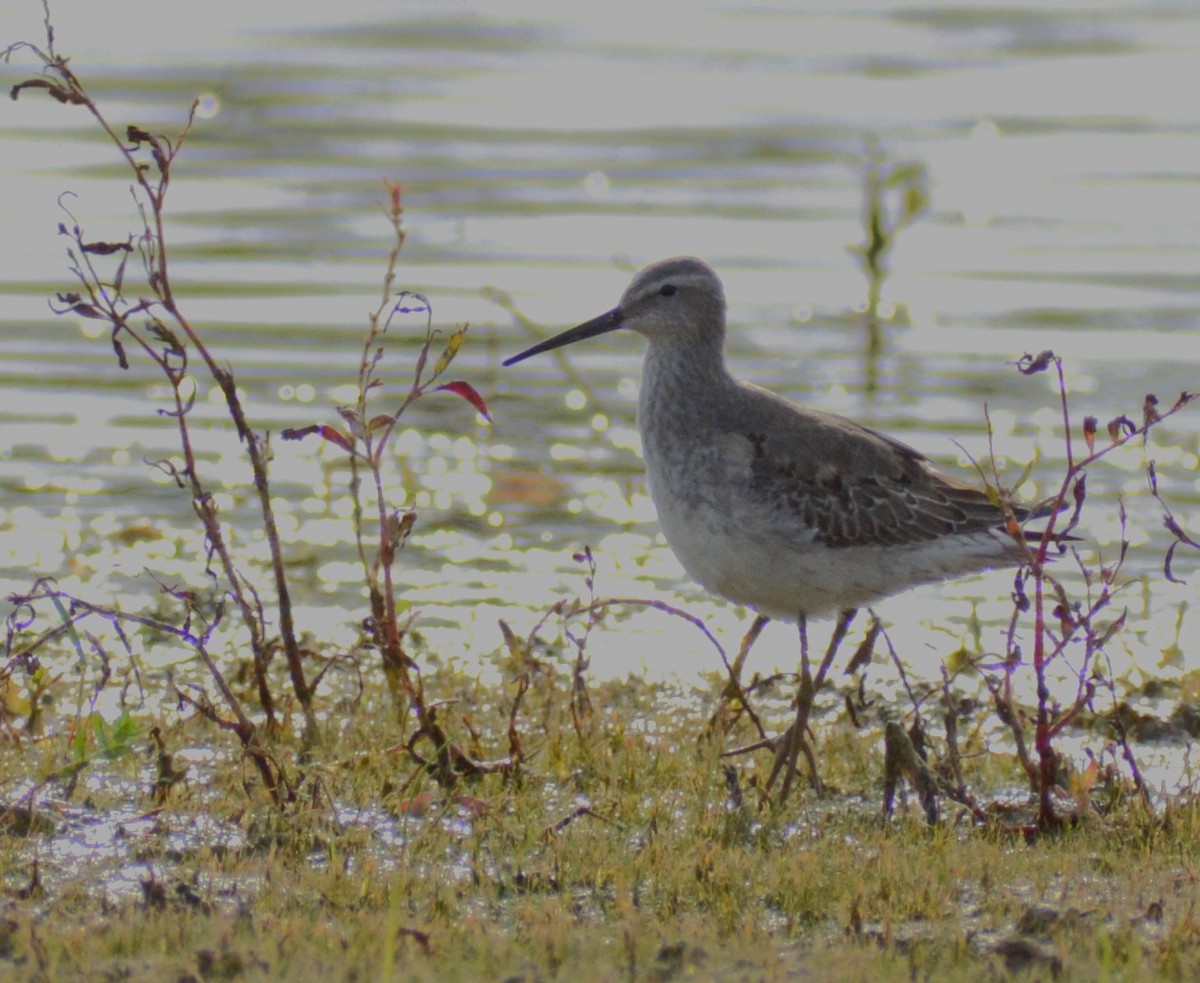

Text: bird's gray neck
xmin=638 ymin=338 xmax=735 ymax=453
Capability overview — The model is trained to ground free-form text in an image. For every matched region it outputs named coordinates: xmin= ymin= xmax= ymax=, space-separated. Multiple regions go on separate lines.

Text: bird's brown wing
xmin=729 ymin=387 xmax=1015 ymax=550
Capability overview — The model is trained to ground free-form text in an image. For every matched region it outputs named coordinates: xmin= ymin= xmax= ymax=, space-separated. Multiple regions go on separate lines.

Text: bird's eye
xmin=658 ymin=284 xmax=677 ymax=297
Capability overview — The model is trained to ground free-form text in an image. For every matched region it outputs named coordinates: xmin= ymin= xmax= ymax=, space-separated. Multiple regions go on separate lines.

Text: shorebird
xmin=504 ymin=256 xmax=1051 ymax=796
xmin=504 ymin=256 xmax=1045 ymax=612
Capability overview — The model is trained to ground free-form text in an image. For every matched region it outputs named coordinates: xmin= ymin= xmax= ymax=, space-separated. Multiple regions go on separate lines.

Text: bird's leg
xmin=767 ymin=609 xmax=858 ymax=803
xmin=706 ymin=613 xmax=771 ymax=739
xmin=764 ymin=616 xmax=811 ymax=800
xmin=813 ymin=608 xmax=856 ymax=694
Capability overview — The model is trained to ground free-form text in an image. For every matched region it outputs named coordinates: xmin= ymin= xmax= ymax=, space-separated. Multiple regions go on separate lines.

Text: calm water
xmin=2 ymin=0 xmax=1198 ymax=695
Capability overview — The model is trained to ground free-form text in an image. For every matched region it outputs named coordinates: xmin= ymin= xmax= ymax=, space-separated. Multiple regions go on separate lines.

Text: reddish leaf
xmin=317 ymin=425 xmax=355 ymax=452
xmin=436 ymin=380 xmax=491 ymax=420
xmin=1106 ymin=415 xmax=1135 ymax=443
xmin=1082 ymin=416 xmax=1097 ymax=455
xmin=386 ymin=180 xmax=404 ymax=219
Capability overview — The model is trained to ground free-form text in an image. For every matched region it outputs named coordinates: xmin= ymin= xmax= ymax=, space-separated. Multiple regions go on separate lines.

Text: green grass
xmin=2 ymin=664 xmax=1198 ymax=983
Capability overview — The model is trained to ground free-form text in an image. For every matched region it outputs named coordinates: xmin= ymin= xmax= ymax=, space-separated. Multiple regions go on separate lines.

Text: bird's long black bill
xmin=502 ymin=307 xmax=624 ymax=366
